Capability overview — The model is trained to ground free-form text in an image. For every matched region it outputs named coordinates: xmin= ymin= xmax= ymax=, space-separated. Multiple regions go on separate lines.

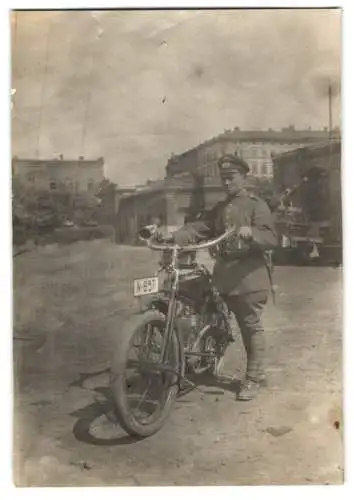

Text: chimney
xmin=59 ymin=154 xmax=63 ymax=160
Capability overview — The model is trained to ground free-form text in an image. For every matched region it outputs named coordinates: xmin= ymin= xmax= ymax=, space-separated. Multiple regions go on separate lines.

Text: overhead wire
xmin=79 ymin=17 xmax=102 ymax=157
xmin=35 ymin=19 xmax=53 ymax=159
xmin=11 ymin=11 xmax=18 ymax=80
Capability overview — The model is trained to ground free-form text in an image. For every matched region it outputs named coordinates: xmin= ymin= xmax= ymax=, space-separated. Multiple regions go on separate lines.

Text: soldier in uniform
xmin=168 ymin=153 xmax=278 ymax=401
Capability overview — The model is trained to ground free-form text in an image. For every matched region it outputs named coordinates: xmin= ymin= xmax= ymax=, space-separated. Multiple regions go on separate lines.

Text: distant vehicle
xmin=271 ymin=140 xmax=342 ymax=265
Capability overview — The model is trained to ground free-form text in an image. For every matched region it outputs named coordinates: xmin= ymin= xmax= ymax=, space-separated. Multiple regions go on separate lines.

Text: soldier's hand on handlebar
xmin=238 ymin=226 xmax=253 ymax=241
xmin=152 ymin=229 xmax=174 ymax=244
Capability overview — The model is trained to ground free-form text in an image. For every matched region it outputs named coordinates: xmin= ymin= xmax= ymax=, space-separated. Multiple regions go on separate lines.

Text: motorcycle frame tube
xmin=160 ymin=247 xmax=180 ymax=366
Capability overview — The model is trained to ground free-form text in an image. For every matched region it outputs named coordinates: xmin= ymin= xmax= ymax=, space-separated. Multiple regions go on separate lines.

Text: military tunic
xmin=172 ymin=189 xmax=278 ymax=296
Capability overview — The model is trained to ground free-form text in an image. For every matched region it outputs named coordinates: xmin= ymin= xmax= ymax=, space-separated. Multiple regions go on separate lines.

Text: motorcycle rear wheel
xmin=110 ymin=310 xmax=181 ymax=438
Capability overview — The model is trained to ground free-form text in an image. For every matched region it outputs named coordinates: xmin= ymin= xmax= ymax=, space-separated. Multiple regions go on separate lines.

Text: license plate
xmin=133 ymin=276 xmax=159 ymax=297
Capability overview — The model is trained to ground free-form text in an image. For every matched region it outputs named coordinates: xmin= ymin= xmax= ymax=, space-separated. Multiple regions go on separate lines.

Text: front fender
xmin=139 ymin=294 xmax=169 ymax=316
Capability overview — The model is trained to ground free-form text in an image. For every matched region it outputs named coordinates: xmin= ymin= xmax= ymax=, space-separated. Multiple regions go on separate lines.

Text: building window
xmin=87 ymin=179 xmax=94 ymax=191
xmin=258 ymin=147 xmax=266 ymax=158
xmin=64 ymin=178 xmax=73 ymax=191
xmin=260 ymin=164 xmax=268 ymax=176
xmin=49 ymin=181 xmax=57 ymax=191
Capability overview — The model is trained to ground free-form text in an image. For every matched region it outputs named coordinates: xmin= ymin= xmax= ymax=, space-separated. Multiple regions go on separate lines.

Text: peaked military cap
xmin=217 ymin=154 xmax=250 ymax=175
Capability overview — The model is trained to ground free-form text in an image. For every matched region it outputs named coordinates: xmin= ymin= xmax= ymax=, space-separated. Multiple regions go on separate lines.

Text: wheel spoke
xmin=135 ymin=378 xmax=153 ymax=411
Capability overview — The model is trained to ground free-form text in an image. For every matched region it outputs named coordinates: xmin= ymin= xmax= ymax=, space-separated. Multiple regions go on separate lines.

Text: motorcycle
xmin=110 ymin=225 xmax=238 ymax=438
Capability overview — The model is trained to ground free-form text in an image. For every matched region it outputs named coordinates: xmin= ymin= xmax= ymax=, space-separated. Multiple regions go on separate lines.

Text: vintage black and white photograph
xmin=11 ymin=7 xmax=343 ymax=487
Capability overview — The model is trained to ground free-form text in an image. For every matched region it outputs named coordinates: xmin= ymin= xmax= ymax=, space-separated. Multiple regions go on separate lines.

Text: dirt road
xmin=13 ymin=240 xmax=343 ymax=486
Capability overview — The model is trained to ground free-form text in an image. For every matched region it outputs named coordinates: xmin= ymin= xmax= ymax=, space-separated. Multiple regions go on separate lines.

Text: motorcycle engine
xmin=177 ymin=302 xmax=202 ymax=350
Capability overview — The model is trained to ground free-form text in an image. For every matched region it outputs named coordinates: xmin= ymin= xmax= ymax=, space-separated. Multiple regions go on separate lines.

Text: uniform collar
xmin=225 ymin=188 xmax=247 ymax=202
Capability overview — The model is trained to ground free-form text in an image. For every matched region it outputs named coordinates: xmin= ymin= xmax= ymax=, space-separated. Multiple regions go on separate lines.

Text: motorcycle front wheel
xmin=110 ymin=310 xmax=181 ymax=438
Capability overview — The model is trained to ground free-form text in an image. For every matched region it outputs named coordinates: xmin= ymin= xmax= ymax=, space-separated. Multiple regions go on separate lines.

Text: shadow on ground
xmin=70 ymin=369 xmax=241 ymax=446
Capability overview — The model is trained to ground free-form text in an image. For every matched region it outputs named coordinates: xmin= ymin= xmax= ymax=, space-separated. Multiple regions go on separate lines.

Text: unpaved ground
xmin=13 ymin=240 xmax=343 ymax=486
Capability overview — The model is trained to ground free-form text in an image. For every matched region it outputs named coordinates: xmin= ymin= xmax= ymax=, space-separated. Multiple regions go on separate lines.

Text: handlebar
xmin=145 ymin=225 xmax=238 ymax=252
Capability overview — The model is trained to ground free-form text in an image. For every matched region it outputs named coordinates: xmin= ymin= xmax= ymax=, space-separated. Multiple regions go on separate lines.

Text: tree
xmin=96 ymin=177 xmax=117 ymax=201
xmin=12 ymin=177 xmax=76 ymax=228
xmin=95 ymin=178 xmax=118 ymax=224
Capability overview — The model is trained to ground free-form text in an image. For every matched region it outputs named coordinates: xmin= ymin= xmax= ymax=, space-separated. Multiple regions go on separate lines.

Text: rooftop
xmin=272 ymin=139 xmax=341 ymax=163
xmin=167 ymin=126 xmax=341 ymax=163
xmin=12 ymin=156 xmax=104 ymax=168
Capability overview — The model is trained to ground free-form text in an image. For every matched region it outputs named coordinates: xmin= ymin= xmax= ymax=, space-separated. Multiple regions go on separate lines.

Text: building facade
xmin=165 ymin=126 xmax=341 ymax=181
xmin=115 ymin=176 xmax=224 ymax=244
xmin=12 ymin=156 xmax=104 ymax=194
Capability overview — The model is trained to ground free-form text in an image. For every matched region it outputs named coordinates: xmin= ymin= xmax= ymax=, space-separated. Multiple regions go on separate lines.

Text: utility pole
xmin=327 ymin=83 xmax=334 ymax=245
xmin=328 ymin=83 xmax=333 ymax=143
xmin=327 ymin=83 xmax=334 ymax=178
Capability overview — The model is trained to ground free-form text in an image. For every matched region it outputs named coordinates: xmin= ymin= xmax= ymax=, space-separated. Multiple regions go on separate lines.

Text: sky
xmin=11 ymin=9 xmax=341 ymax=185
